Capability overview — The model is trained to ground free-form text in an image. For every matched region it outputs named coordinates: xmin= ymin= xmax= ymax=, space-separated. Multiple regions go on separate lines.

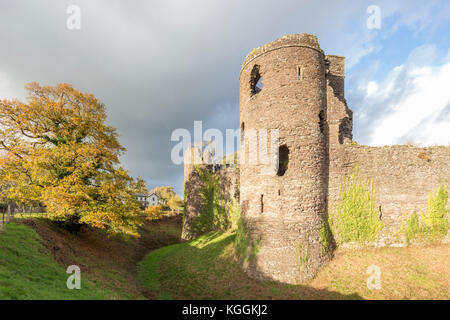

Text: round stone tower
xmin=239 ymin=34 xmax=331 ymax=284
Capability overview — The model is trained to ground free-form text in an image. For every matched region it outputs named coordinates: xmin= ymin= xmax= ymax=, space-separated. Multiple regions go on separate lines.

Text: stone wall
xmin=182 ymin=158 xmax=239 ymax=241
xmin=329 ymin=144 xmax=450 ymax=245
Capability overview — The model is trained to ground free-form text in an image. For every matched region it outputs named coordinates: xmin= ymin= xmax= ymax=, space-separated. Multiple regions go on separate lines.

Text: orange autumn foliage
xmin=0 ymin=82 xmax=142 ymax=237
xmin=144 ymin=205 xmax=165 ymax=221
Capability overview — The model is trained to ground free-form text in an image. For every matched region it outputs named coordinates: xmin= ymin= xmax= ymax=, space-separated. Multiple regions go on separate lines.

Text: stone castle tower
xmin=239 ymin=34 xmax=351 ymax=284
xmin=183 ymin=33 xmax=449 ymax=285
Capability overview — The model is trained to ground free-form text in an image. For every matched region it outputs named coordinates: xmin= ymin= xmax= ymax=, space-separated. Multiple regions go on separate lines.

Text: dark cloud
xmin=1 ymin=0 xmax=445 ymax=195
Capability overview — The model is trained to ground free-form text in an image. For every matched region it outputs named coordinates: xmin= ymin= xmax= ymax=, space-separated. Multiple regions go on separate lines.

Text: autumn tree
xmin=167 ymin=195 xmax=183 ymax=213
xmin=130 ymin=176 xmax=149 ymax=195
xmin=0 ymin=82 xmax=142 ymax=237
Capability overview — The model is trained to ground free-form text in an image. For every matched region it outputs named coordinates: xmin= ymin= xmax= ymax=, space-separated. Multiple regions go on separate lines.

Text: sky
xmin=0 ymin=0 xmax=449 ymax=196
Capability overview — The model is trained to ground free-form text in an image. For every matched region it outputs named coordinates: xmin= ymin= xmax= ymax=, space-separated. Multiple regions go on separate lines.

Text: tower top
xmin=240 ymin=33 xmax=324 ymax=74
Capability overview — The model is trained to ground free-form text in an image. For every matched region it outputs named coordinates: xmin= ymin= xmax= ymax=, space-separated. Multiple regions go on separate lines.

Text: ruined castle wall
xmin=182 ymin=163 xmax=239 ymax=241
xmin=216 ymin=167 xmax=240 ymax=207
xmin=326 ymin=55 xmax=353 ymax=145
xmin=329 ymin=144 xmax=450 ymax=244
xmin=182 ymin=164 xmax=204 ymax=241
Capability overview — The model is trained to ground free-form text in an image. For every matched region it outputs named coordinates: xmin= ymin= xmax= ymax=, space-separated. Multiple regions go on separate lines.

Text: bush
xmin=144 ymin=205 xmax=165 ymax=221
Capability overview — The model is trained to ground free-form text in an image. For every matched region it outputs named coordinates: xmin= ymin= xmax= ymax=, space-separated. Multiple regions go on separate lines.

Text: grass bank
xmin=0 ymin=215 xmax=182 ymax=299
xmin=0 ymin=223 xmax=124 ymax=299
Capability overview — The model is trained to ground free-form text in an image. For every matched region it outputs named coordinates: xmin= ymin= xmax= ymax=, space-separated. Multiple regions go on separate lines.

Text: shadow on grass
xmin=138 ymin=231 xmax=363 ymax=300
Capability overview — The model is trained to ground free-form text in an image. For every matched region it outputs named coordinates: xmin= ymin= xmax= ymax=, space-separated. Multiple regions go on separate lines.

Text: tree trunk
xmin=6 ymin=203 xmax=11 ymax=222
xmin=6 ymin=203 xmax=14 ymax=222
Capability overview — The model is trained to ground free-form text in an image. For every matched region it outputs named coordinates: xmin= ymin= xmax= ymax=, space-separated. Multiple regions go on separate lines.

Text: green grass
xmin=137 ymin=232 xmax=356 ymax=300
xmin=137 ymin=231 xmax=449 ymax=300
xmin=0 ymin=222 xmax=139 ymax=299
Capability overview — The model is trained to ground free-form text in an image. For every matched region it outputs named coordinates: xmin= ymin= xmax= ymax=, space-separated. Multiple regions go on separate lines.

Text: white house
xmin=135 ymin=193 xmax=159 ymax=209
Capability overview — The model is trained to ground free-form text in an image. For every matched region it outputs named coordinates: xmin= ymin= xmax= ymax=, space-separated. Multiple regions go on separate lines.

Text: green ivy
xmin=422 ymin=184 xmax=449 ymax=236
xmin=190 ymin=166 xmax=230 ymax=236
xmin=405 ymin=211 xmax=420 ymax=245
xmin=403 ymin=185 xmax=449 ymax=244
xmin=319 ymin=219 xmax=333 ymax=254
xmin=330 ymin=169 xmax=383 ymax=245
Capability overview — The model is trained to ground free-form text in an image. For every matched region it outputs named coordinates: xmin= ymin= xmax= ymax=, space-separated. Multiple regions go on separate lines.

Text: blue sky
xmin=343 ymin=2 xmax=450 ymax=147
xmin=0 ymin=0 xmax=449 ymax=196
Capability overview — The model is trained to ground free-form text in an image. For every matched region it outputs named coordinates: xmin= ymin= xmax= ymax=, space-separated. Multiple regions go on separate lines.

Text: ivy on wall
xmin=403 ymin=184 xmax=449 ymax=244
xmin=190 ymin=166 xmax=230 ymax=236
xmin=319 ymin=219 xmax=333 ymax=254
xmin=330 ymin=168 xmax=383 ymax=245
xmin=185 ymin=165 xmax=260 ymax=261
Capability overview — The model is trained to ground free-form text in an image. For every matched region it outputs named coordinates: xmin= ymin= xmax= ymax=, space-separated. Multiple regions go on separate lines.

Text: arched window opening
xmin=277 ymin=145 xmax=289 ymax=176
xmin=240 ymin=122 xmax=245 ymax=143
xmin=250 ymin=65 xmax=263 ymax=95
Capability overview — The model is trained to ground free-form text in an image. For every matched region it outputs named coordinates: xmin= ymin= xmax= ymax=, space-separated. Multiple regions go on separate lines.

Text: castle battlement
xmin=241 ymin=33 xmax=324 ymax=73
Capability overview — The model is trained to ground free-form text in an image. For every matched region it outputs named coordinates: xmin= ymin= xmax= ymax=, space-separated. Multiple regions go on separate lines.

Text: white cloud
xmin=358 ymin=45 xmax=450 ymax=146
xmin=366 ymin=81 xmax=378 ymax=96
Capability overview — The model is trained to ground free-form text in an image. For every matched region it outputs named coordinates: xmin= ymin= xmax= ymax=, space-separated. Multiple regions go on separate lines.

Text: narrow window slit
xmin=297 ymin=66 xmax=303 ymax=80
xmin=260 ymin=194 xmax=264 ymax=213
xmin=319 ymin=110 xmax=325 ymax=134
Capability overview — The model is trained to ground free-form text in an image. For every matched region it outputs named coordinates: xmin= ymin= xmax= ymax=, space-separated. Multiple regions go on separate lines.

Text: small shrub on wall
xmin=423 ymin=184 xmax=449 ymax=236
xmin=330 ymin=169 xmax=383 ymax=245
xmin=404 ymin=184 xmax=449 ymax=244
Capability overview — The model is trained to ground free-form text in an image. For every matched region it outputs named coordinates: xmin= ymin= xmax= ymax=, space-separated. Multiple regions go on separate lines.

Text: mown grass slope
xmin=0 ymin=215 xmax=182 ymax=299
xmin=138 ymin=231 xmax=449 ymax=300
xmin=0 ymin=223 xmax=126 ymax=299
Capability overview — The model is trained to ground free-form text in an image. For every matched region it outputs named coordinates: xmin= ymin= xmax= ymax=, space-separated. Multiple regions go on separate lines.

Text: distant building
xmin=135 ymin=193 xmax=159 ymax=209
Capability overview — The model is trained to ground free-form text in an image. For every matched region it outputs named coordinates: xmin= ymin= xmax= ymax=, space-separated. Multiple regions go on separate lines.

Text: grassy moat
xmin=0 ymin=216 xmax=448 ymax=300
